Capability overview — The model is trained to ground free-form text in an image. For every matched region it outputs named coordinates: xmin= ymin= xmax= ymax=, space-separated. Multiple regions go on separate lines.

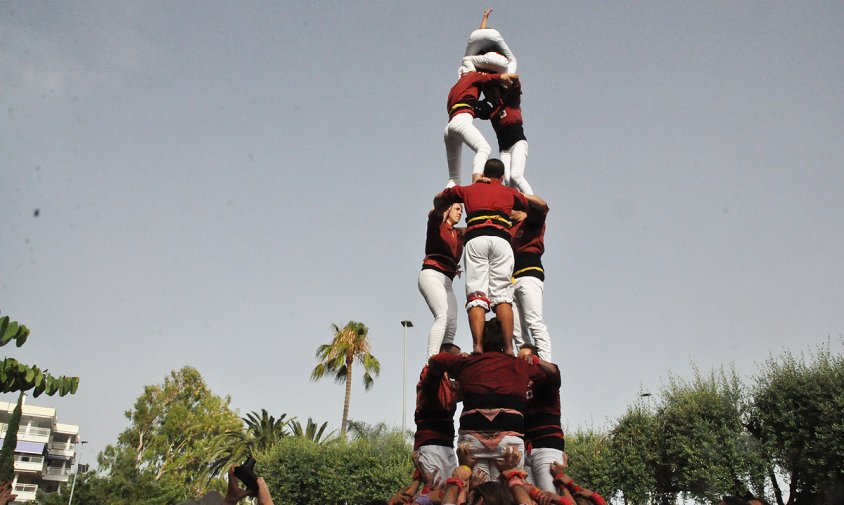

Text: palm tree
xmin=310 ymin=321 xmax=381 ymax=438
xmin=243 ymin=409 xmax=291 ymax=450
xmin=290 ymin=417 xmax=334 ymax=443
xmin=207 ymin=409 xmax=291 ymax=477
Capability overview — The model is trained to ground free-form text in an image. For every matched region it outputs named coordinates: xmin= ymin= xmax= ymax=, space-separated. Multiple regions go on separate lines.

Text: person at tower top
xmin=434 ymin=159 xmax=528 ymax=355
xmin=460 ymin=8 xmax=518 ymax=77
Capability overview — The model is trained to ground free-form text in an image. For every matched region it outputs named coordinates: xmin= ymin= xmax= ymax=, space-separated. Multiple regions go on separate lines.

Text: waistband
xmin=513 ymin=252 xmax=544 ymax=281
xmin=449 ymin=102 xmax=475 ymax=119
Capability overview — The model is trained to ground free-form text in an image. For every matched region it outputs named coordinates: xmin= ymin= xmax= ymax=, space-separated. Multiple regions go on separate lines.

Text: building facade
xmin=0 ymin=396 xmax=80 ymax=502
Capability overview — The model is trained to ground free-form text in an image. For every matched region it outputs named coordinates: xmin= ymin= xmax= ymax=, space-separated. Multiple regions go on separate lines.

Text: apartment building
xmin=0 ymin=396 xmax=80 ymax=503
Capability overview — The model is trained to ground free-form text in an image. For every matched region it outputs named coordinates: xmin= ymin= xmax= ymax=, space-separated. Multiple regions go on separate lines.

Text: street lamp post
xmin=400 ymin=320 xmax=414 ymax=433
xmin=68 ymin=440 xmax=88 ymax=505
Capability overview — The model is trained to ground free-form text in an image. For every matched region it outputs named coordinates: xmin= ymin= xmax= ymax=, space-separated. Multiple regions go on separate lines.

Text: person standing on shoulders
xmin=510 ymin=194 xmax=551 ymax=360
xmin=434 ymin=159 xmax=528 ymax=355
xmin=444 ymin=71 xmax=518 ymax=187
xmin=419 ymin=202 xmax=465 ymax=359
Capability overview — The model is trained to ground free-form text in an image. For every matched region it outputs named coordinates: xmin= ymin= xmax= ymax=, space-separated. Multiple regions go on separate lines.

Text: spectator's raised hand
xmin=223 ymin=467 xmax=251 ymax=505
xmin=255 ymin=477 xmax=275 ymax=505
xmin=0 ymin=481 xmax=17 ymax=505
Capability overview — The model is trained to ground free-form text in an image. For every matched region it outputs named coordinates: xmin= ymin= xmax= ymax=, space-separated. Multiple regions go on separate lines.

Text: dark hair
xmin=519 ymin=343 xmax=538 ymax=356
xmin=481 ymin=318 xmax=505 ymax=353
xmin=483 ymin=159 xmax=505 ymax=179
xmin=440 ymin=343 xmax=461 ymax=354
xmin=470 ymin=481 xmax=513 ymax=505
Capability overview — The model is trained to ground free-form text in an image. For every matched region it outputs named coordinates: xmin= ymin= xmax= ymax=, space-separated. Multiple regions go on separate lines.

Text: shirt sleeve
xmin=428 ymin=352 xmax=466 ymax=377
xmin=513 ymin=189 xmax=529 ymax=210
xmin=441 ymin=186 xmax=466 ymax=204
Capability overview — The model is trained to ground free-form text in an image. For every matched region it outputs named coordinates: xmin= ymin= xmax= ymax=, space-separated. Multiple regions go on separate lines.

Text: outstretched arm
xmin=479 ymin=8 xmax=492 ymax=29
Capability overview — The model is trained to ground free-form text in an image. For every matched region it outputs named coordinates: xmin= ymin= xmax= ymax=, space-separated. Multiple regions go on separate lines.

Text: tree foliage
xmin=0 ymin=312 xmax=79 ymax=483
xmin=207 ymin=409 xmax=292 ymax=477
xmin=97 ymin=366 xmax=243 ymax=499
xmin=750 ymin=343 xmax=844 ymax=505
xmin=258 ymin=430 xmax=412 ymax=505
xmin=609 ymin=404 xmax=662 ymax=505
xmin=290 ymin=417 xmax=334 ymax=443
xmin=565 ymin=428 xmax=617 ymax=500
xmin=656 ymin=367 xmax=766 ymax=503
xmin=0 ymin=312 xmax=79 ymax=397
xmin=0 ymin=393 xmax=23 ymax=482
xmin=310 ymin=321 xmax=380 ymax=437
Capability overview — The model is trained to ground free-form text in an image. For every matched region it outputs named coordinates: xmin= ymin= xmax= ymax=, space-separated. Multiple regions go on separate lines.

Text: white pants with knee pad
xmin=502 ymin=140 xmax=533 ymax=195
xmin=444 ymin=113 xmax=491 ymax=187
xmin=512 ymin=276 xmax=552 ymax=361
xmin=464 ymin=235 xmax=514 ymax=311
xmin=414 ymin=445 xmax=458 ymax=489
xmin=525 ymin=447 xmax=564 ymax=492
xmin=418 ymin=269 xmax=458 ymax=359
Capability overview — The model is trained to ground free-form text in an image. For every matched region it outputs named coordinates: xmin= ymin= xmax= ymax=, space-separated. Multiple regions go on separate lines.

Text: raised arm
xmin=524 ymin=194 xmax=549 ymax=212
xmin=479 ymin=8 xmax=492 ymax=29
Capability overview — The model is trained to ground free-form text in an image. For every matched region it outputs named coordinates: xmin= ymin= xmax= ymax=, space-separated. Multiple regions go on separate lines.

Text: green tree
xmin=207 ymin=409 xmax=292 ymax=476
xmin=310 ymin=321 xmax=380 ymax=438
xmin=609 ymin=404 xmax=662 ymax=505
xmin=258 ymin=429 xmax=412 ymax=505
xmin=98 ymin=366 xmax=243 ymax=499
xmin=346 ymin=420 xmax=389 ymax=440
xmin=0 ymin=312 xmax=79 ymax=482
xmin=290 ymin=417 xmax=334 ymax=443
xmin=656 ymin=367 xmax=766 ymax=504
xmin=565 ymin=428 xmax=617 ymax=499
xmin=749 ymin=343 xmax=844 ymax=505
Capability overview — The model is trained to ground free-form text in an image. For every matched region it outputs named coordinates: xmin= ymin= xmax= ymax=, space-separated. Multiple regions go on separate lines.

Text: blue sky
xmin=2 ymin=1 xmax=843 ymax=465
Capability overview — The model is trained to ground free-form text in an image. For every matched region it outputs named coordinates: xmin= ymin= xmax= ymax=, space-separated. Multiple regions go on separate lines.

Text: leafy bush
xmin=257 ymin=431 xmax=413 ymax=505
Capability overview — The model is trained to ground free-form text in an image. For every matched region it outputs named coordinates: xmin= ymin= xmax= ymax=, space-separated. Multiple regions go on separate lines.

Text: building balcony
xmin=42 ymin=466 xmax=72 ymax=482
xmin=13 ymin=454 xmax=44 ymax=473
xmin=12 ymin=482 xmax=38 ymax=502
xmin=54 ymin=423 xmax=79 ymax=436
xmin=0 ymin=423 xmax=51 ymax=443
xmin=47 ymin=442 xmax=76 ymax=459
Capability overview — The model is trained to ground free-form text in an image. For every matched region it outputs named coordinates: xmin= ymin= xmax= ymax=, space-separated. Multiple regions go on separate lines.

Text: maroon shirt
xmin=429 ymin=351 xmax=547 ymax=434
xmin=421 ymin=209 xmax=464 ymax=279
xmin=511 ymin=203 xmax=547 ymax=281
xmin=440 ymin=179 xmax=528 ymax=243
xmin=524 ymin=361 xmax=564 ymax=451
xmin=447 ymin=72 xmax=505 ymax=119
xmin=414 ymin=365 xmax=457 ymax=450
xmin=490 ymin=79 xmax=524 ymax=129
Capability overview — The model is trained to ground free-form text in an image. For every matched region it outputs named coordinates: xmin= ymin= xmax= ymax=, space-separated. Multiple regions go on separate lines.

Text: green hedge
xmin=256 ymin=434 xmax=413 ymax=505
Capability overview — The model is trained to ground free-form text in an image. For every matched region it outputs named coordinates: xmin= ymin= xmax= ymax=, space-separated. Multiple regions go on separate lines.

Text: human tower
xmin=391 ymin=10 xmax=606 ymax=505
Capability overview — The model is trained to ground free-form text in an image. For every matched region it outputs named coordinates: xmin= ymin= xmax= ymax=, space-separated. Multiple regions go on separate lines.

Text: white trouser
xmin=464 ymin=236 xmax=514 ymax=311
xmin=414 ymin=445 xmax=458 ymax=489
xmin=418 ymin=269 xmax=458 ymax=358
xmin=512 ymin=276 xmax=552 ymax=361
xmin=525 ymin=447 xmax=564 ymax=492
xmin=459 ymin=53 xmax=510 ymax=76
xmin=444 ymin=113 xmax=491 ymax=187
xmin=502 ymin=139 xmax=533 ymax=195
xmin=460 ymin=28 xmax=517 ymax=76
xmin=457 ymin=432 xmax=524 ymax=481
